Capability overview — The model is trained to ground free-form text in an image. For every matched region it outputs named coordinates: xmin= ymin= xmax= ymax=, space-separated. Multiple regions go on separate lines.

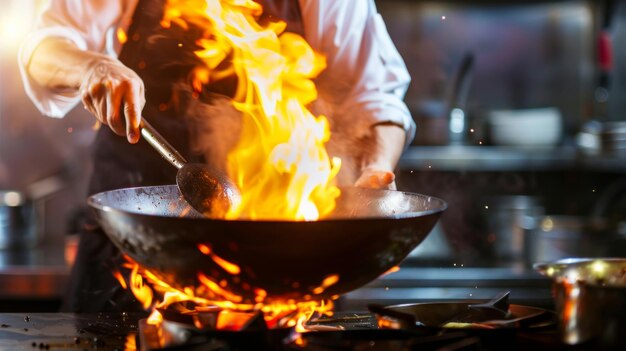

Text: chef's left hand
xmin=353 ymin=123 xmax=405 ymax=190
xmin=355 ymin=168 xmax=396 ymax=190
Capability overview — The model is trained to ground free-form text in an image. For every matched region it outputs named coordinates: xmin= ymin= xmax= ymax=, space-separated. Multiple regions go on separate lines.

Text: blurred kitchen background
xmin=1 ymin=0 xmax=625 ymax=311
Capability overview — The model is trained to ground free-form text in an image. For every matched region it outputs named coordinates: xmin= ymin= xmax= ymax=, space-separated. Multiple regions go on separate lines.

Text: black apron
xmin=62 ymin=0 xmax=303 ymax=312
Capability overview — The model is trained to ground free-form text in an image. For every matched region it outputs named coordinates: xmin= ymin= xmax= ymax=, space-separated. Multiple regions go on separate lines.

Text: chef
xmin=19 ymin=0 xmax=414 ymax=312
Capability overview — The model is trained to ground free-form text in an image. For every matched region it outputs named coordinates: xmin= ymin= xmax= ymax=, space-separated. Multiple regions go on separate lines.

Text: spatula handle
xmin=140 ymin=119 xmax=187 ymax=169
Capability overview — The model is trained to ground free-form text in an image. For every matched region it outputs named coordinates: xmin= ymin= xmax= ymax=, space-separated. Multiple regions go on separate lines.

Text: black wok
xmin=88 ymin=185 xmax=446 ymax=302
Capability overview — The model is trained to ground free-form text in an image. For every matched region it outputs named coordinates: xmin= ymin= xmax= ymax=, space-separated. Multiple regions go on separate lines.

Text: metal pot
xmin=0 ymin=176 xmax=67 ymax=250
xmin=534 ymin=258 xmax=626 ymax=347
xmin=484 ymin=195 xmax=544 ymax=265
xmin=0 ymin=190 xmax=40 ymax=249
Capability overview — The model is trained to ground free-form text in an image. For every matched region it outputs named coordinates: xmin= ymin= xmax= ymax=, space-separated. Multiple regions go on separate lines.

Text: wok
xmin=88 ymin=185 xmax=446 ymax=302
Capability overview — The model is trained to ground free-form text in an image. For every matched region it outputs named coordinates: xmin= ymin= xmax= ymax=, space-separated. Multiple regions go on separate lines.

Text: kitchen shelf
xmin=399 ymin=145 xmax=626 ymax=173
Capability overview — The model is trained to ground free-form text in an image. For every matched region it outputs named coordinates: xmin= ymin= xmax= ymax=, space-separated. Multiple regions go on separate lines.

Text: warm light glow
xmin=117 ymin=27 xmax=128 ymax=44
xmin=382 ymin=266 xmax=400 ymax=276
xmin=0 ymin=1 xmax=38 ymax=52
xmin=162 ymin=0 xmax=341 ymax=221
xmin=561 ymin=280 xmax=581 ymax=344
xmin=541 ymin=216 xmax=554 ymax=231
xmin=591 ymin=260 xmax=608 ymax=276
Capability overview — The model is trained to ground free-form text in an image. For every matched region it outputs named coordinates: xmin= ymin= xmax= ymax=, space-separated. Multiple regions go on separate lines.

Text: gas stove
xmin=0 ymin=308 xmax=605 ymax=350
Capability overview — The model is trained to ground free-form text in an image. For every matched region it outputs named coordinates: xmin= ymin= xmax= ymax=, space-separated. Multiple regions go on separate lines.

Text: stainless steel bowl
xmin=534 ymin=258 xmax=626 ymax=347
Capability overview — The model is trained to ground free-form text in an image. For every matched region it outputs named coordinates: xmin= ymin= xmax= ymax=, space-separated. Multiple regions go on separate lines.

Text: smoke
xmin=175 ymin=82 xmax=243 ymax=174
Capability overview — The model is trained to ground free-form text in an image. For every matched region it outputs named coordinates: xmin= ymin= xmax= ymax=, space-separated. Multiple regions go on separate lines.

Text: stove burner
xmin=138 ymin=303 xmax=296 ymax=350
xmin=136 ymin=306 xmax=563 ymax=351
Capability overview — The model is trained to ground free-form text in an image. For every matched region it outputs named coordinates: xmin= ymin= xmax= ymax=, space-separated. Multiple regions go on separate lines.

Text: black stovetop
xmin=0 ymin=312 xmax=599 ymax=351
xmin=0 ymin=313 xmax=143 ymax=350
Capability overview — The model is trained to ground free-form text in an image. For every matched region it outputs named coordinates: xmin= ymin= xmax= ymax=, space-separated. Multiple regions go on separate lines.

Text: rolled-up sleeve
xmin=304 ymin=0 xmax=415 ymax=146
xmin=18 ymin=0 xmax=131 ymax=118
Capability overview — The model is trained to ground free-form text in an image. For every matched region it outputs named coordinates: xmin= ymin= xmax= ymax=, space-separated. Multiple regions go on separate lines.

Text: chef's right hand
xmin=79 ymin=58 xmax=145 ymax=144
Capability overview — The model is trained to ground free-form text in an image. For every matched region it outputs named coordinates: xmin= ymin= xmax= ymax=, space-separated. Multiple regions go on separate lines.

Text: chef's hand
xmin=353 ymin=123 xmax=405 ymax=190
xmin=80 ymin=57 xmax=145 ymax=144
xmin=355 ymin=168 xmax=396 ymax=190
xmin=27 ymin=38 xmax=146 ymax=144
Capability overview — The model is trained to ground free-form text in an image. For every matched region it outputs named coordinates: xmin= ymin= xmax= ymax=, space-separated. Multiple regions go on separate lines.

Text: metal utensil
xmin=368 ymin=304 xmax=425 ymax=328
xmin=447 ymin=51 xmax=475 ymax=145
xmin=440 ymin=291 xmax=510 ymax=325
xmin=534 ymin=258 xmax=626 ymax=347
xmin=140 ymin=119 xmax=240 ymax=218
xmin=371 ymin=301 xmax=550 ymax=330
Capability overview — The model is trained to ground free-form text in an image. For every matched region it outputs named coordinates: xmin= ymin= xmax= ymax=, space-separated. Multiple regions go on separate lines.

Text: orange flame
xmin=197 ymin=243 xmax=241 ymax=275
xmin=162 ymin=0 xmax=341 ymax=221
xmin=112 ymin=269 xmax=128 ymax=289
xmin=130 ymin=264 xmax=153 ymax=310
xmin=115 ymin=0 xmax=345 ymax=331
xmin=119 ymin=256 xmax=335 ymax=329
xmin=311 ymin=274 xmax=339 ymax=295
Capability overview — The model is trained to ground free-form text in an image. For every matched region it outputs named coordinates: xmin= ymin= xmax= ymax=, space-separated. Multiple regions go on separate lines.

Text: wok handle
xmin=140 ymin=119 xmax=187 ymax=169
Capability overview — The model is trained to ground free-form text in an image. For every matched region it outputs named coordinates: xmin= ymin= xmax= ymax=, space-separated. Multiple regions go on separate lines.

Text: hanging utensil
xmin=447 ymin=51 xmax=475 ymax=145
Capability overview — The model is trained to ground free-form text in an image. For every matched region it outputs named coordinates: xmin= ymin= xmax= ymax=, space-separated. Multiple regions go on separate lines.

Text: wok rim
xmin=87 ymin=185 xmax=448 ymax=222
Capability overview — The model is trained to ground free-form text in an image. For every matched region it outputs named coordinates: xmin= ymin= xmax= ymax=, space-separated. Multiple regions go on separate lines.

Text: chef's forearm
xmin=362 ymin=123 xmax=406 ymax=172
xmin=27 ymin=38 xmax=107 ymax=94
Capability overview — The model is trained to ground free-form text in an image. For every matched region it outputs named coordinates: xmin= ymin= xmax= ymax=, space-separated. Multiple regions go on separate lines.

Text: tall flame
xmin=115 ymin=0 xmax=344 ymax=332
xmin=162 ymin=0 xmax=341 ymax=221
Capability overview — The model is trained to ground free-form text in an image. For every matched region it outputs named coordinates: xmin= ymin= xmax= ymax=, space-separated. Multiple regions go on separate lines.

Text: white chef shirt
xmin=18 ymin=0 xmax=415 ymax=144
